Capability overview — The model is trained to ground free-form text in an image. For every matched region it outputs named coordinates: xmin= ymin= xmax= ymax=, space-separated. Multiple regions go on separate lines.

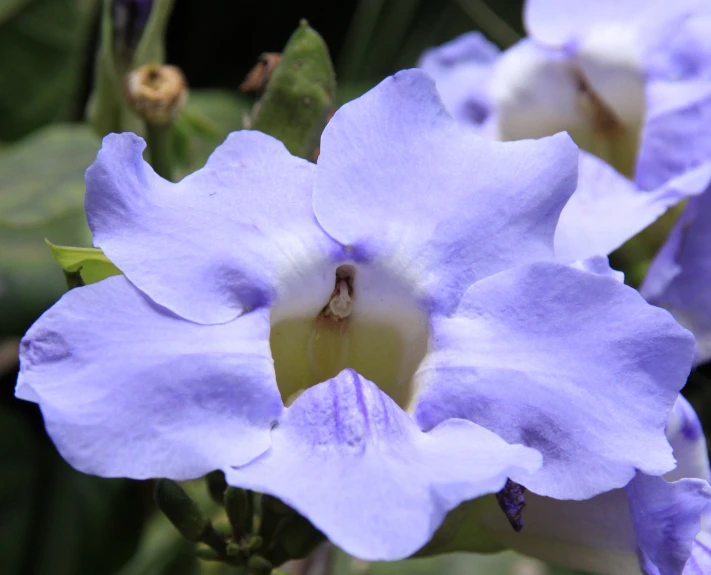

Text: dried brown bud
xmin=125 ymin=63 xmax=188 ymax=125
xmin=240 ymin=53 xmax=282 ymax=94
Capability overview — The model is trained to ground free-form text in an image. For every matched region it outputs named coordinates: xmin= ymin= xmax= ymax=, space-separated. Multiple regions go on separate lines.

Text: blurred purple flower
xmin=642 ymin=188 xmax=711 ymax=364
xmin=15 ymin=70 xmax=706 ymax=564
xmin=458 ymin=395 xmax=711 ymax=575
xmin=420 ymin=0 xmax=711 ymax=264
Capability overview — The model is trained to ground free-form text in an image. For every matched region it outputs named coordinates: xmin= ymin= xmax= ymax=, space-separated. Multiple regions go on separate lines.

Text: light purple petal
xmin=86 ymin=131 xmax=339 ymax=325
xmin=225 ymin=369 xmax=541 ymax=561
xmin=641 ymin=188 xmax=711 ymax=364
xmin=636 ymin=81 xmax=711 ymax=192
xmin=555 ymin=152 xmax=710 ymax=262
xmin=666 ymin=396 xmax=711 ymax=483
xmin=415 ymin=262 xmax=695 ymax=499
xmin=630 ymin=474 xmax=711 ymax=575
xmin=313 ymin=69 xmax=578 ymax=315
xmin=16 ymin=276 xmax=282 ymax=480
xmin=571 ymin=255 xmax=625 ymax=283
xmin=418 ymin=32 xmax=499 ymax=126
xmin=685 ymin=529 xmax=711 ymax=574
xmin=524 ymin=0 xmax=701 ymax=47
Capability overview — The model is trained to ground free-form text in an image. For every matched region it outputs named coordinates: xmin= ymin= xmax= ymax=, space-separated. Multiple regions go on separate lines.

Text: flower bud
xmin=125 ymin=63 xmax=188 ymax=125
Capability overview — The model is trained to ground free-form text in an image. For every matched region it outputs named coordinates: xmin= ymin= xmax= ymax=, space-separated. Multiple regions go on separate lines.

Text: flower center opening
xmin=269 ymin=264 xmax=430 ymax=410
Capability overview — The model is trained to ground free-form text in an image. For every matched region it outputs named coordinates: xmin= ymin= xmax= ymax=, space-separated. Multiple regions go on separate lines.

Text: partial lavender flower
xmin=460 ymin=396 xmax=711 ymax=575
xmin=642 ymin=187 xmax=711 ymax=364
xmin=419 ymin=0 xmax=711 ymax=263
xmin=16 ymin=70 xmax=702 ymax=564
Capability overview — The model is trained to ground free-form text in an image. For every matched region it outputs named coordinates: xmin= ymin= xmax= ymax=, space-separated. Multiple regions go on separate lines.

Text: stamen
xmin=328 ymin=279 xmax=352 ymax=318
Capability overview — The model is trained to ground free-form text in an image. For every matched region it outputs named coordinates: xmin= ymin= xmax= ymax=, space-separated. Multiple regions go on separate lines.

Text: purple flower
xmin=642 ymin=187 xmax=711 ymax=364
xmin=15 ymin=70 xmax=706 ymax=564
xmin=448 ymin=395 xmax=711 ymax=574
xmin=419 ymin=0 xmax=711 ymax=263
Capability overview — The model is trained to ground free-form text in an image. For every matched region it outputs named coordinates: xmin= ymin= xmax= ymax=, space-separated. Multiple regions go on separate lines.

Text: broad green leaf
xmin=0 ymin=124 xmax=99 ymax=227
xmin=0 ymin=124 xmax=98 ymax=335
xmin=0 ymin=0 xmax=93 ymax=141
xmin=46 ymin=242 xmax=122 ymax=287
xmin=250 ymin=21 xmax=336 ymax=160
xmin=0 ymin=406 xmax=147 ymax=575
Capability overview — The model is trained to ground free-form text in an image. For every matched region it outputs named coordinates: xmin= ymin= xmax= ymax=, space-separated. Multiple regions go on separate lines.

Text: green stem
xmin=146 ymin=122 xmax=173 ymax=181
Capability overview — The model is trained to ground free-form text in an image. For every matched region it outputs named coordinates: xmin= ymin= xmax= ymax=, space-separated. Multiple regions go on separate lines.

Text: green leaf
xmin=0 ymin=406 xmax=147 ymax=575
xmin=0 ymin=124 xmax=98 ymax=335
xmin=0 ymin=0 xmax=94 ymax=141
xmin=0 ymin=124 xmax=99 ymax=227
xmin=249 ymin=21 xmax=336 ymax=160
xmin=46 ymin=242 xmax=122 ymax=287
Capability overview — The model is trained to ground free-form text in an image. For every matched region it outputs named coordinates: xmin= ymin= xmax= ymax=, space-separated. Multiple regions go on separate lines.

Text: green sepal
xmin=154 ymin=479 xmax=211 ymax=543
xmin=249 ymin=20 xmax=335 ymax=160
xmin=225 ymin=487 xmax=254 ymax=538
xmin=46 ymin=241 xmax=122 ymax=288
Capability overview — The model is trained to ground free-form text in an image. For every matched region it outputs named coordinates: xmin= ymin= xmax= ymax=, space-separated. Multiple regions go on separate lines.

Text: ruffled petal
xmin=524 ymin=0 xmax=698 ymax=48
xmin=554 ymin=152 xmax=709 ymax=262
xmin=86 ymin=131 xmax=339 ymax=325
xmin=641 ymin=189 xmax=711 ymax=364
xmin=685 ymin=529 xmax=711 ymax=574
xmin=666 ymin=396 xmax=711 ymax=483
xmin=313 ymin=69 xmax=578 ymax=314
xmin=418 ymin=32 xmax=499 ymax=126
xmin=16 ymin=276 xmax=282 ymax=479
xmin=629 ymin=474 xmax=711 ymax=575
xmin=636 ymin=81 xmax=711 ymax=192
xmin=415 ymin=262 xmax=695 ymax=499
xmin=225 ymin=369 xmax=541 ymax=561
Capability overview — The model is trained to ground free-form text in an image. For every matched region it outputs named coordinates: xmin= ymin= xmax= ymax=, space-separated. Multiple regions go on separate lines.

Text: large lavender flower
xmin=15 ymin=71 xmax=706 ymax=564
xmin=420 ymin=0 xmax=711 ymax=263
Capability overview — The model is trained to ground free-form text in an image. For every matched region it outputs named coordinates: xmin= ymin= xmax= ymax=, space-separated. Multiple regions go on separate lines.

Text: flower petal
xmin=554 ymin=152 xmax=709 ymax=262
xmin=16 ymin=276 xmax=282 ymax=479
xmin=524 ymin=0 xmax=696 ymax=47
xmin=629 ymin=474 xmax=711 ymax=575
xmin=86 ymin=131 xmax=339 ymax=325
xmin=666 ymin=396 xmax=711 ymax=483
xmin=418 ymin=32 xmax=499 ymax=126
xmin=686 ymin=529 xmax=711 ymax=574
xmin=313 ymin=69 xmax=578 ymax=314
xmin=636 ymin=81 xmax=711 ymax=192
xmin=641 ymin=189 xmax=711 ymax=364
xmin=225 ymin=369 xmax=541 ymax=561
xmin=415 ymin=262 xmax=695 ymax=499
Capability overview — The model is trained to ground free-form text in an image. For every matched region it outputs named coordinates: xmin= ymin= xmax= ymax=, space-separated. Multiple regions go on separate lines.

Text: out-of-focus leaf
xmin=0 ymin=124 xmax=99 ymax=227
xmin=0 ymin=124 xmax=98 ymax=335
xmin=0 ymin=406 xmax=147 ymax=575
xmin=0 ymin=0 xmax=31 ymax=24
xmin=0 ymin=0 xmax=93 ymax=141
xmin=47 ymin=242 xmax=122 ymax=286
xmin=116 ymin=511 xmax=200 ymax=575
